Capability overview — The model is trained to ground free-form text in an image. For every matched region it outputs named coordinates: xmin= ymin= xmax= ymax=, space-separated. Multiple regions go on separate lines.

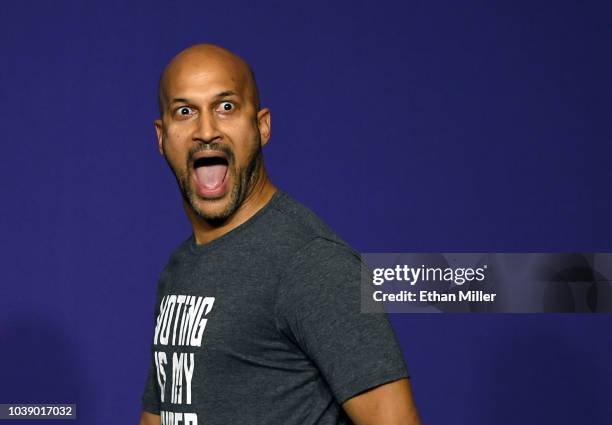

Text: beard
xmin=163 ymin=134 xmax=263 ymax=226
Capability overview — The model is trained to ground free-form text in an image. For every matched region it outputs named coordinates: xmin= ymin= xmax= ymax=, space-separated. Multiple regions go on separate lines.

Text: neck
xmin=184 ymin=170 xmax=277 ymax=245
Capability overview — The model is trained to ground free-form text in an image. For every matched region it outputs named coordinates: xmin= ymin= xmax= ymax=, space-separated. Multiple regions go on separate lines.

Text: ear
xmin=154 ymin=119 xmax=164 ymax=155
xmin=257 ymin=108 xmax=271 ymax=147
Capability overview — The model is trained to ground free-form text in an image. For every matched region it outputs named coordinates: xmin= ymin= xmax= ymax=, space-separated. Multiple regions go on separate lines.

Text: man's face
xmin=155 ymin=57 xmax=270 ymax=223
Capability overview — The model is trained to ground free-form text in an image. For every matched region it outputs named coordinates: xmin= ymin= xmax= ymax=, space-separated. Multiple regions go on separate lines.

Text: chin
xmin=191 ymin=197 xmax=236 ymax=224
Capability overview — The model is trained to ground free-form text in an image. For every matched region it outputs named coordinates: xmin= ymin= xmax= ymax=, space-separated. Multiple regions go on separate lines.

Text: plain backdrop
xmin=1 ymin=1 xmax=611 ymax=424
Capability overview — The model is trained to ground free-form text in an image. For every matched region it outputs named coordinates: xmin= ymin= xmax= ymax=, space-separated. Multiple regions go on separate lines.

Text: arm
xmin=139 ymin=411 xmax=160 ymax=425
xmin=342 ymin=378 xmax=422 ymax=425
xmin=278 ymin=240 xmax=419 ymax=423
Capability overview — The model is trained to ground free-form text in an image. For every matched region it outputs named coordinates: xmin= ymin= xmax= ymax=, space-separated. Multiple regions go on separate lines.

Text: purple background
xmin=1 ymin=1 xmax=611 ymax=424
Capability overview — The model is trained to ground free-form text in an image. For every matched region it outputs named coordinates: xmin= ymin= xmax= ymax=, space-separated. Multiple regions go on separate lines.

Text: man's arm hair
xmin=342 ymin=378 xmax=422 ymax=425
xmin=139 ymin=411 xmax=160 ymax=425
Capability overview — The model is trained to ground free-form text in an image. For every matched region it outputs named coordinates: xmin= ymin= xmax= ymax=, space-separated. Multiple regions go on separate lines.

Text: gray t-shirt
xmin=141 ymin=190 xmax=409 ymax=425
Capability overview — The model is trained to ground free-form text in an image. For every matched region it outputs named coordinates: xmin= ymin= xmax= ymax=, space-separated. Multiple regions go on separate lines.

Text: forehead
xmin=163 ymin=57 xmax=249 ymax=99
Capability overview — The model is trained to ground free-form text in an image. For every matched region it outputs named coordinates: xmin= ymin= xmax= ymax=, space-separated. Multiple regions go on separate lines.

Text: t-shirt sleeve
xmin=141 ymin=279 xmax=164 ymax=414
xmin=141 ymin=351 xmax=161 ymax=414
xmin=275 ymin=237 xmax=409 ymax=405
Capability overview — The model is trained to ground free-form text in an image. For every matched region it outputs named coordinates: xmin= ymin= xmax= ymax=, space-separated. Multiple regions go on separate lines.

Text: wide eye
xmin=217 ymin=101 xmax=234 ymax=112
xmin=175 ymin=106 xmax=195 ymax=118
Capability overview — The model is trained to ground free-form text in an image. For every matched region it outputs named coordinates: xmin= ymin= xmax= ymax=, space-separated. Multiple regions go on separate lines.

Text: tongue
xmin=195 ymin=164 xmax=227 ymax=189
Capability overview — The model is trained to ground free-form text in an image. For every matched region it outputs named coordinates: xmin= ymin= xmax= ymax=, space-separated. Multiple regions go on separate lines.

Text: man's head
xmin=155 ymin=44 xmax=271 ymax=224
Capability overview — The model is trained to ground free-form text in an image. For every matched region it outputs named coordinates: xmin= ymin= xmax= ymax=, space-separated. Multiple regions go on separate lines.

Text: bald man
xmin=139 ymin=44 xmax=421 ymax=425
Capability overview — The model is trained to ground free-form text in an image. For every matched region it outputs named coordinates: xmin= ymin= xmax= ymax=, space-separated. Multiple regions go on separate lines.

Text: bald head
xmin=157 ymin=43 xmax=260 ymax=116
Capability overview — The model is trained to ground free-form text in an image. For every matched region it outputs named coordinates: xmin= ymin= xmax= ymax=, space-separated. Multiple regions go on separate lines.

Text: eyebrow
xmin=169 ymin=91 xmax=240 ymax=105
xmin=214 ymin=91 xmax=239 ymax=99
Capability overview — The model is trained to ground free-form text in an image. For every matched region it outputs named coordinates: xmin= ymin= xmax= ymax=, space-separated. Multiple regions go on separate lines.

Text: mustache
xmin=187 ymin=142 xmax=235 ymax=165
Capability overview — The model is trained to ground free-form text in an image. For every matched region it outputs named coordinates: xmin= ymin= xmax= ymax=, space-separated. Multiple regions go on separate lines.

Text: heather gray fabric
xmin=141 ymin=190 xmax=409 ymax=425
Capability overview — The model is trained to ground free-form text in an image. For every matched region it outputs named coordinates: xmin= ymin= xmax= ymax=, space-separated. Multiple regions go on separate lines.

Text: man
xmin=140 ymin=43 xmax=421 ymax=425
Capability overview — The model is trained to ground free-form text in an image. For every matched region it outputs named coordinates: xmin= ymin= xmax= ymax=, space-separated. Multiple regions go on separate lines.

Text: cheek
xmin=167 ymin=126 xmax=187 ymax=140
xmin=163 ymin=130 xmax=190 ymax=165
xmin=164 ymin=125 xmax=190 ymax=146
xmin=226 ymin=123 xmax=259 ymax=156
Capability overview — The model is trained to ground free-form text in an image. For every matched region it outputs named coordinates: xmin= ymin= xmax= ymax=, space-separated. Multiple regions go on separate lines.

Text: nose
xmin=193 ymin=109 xmax=222 ymax=144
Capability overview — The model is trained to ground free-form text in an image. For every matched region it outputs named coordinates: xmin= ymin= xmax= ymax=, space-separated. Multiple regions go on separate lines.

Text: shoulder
xmin=286 ymin=237 xmax=361 ymax=275
xmin=265 ymin=190 xmax=356 ymax=257
xmin=275 ymin=236 xmax=364 ymax=317
xmin=159 ymin=236 xmax=193 ymax=272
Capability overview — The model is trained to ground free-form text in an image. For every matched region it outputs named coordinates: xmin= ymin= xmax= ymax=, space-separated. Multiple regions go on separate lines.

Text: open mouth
xmin=192 ymin=152 xmax=230 ymax=197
